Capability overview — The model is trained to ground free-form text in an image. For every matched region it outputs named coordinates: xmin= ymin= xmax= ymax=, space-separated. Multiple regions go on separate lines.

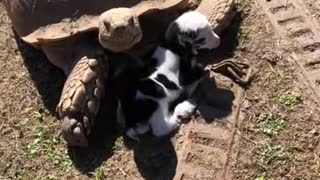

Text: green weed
xmin=24 ymin=123 xmax=72 ymax=171
xmin=255 ymin=173 xmax=266 ymax=180
xmin=316 ymin=160 xmax=320 ymax=176
xmin=278 ymin=93 xmax=301 ymax=108
xmin=45 ymin=137 xmax=72 ymax=172
xmin=44 ymin=175 xmax=59 ymax=180
xmin=16 ymin=169 xmax=30 ymax=180
xmin=113 ymin=136 xmax=124 ymax=151
xmin=256 ymin=144 xmax=290 ymax=166
xmin=236 ymin=0 xmax=249 ymax=11
xmin=25 ymin=127 xmax=44 ymax=155
xmin=94 ymin=167 xmax=106 ymax=180
xmin=31 ymin=110 xmax=45 ymax=122
xmin=257 ymin=114 xmax=286 ymax=136
xmin=255 ymin=173 xmax=275 ymax=180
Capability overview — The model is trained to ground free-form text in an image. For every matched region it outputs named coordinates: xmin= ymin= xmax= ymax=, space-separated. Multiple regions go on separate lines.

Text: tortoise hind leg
xmin=57 ymin=55 xmax=108 ymax=147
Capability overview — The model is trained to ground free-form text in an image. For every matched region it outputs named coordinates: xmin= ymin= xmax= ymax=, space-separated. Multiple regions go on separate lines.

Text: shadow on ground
xmin=195 ymin=75 xmax=235 ymax=122
xmin=68 ymin=85 xmax=121 ymax=175
xmin=122 ymin=133 xmax=178 ymax=180
xmin=195 ymin=12 xmax=244 ymax=122
xmin=133 ymin=137 xmax=177 ymax=180
xmin=14 ymin=31 xmax=65 ymax=115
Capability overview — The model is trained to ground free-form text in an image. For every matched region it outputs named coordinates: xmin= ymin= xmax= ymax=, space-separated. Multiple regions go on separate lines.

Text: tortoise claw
xmin=208 ymin=60 xmax=251 ymax=87
xmin=61 ymin=117 xmax=88 ymax=147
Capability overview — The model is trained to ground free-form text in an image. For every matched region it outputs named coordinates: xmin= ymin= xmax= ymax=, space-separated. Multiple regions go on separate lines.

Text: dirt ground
xmin=1 ymin=0 xmax=320 ymax=179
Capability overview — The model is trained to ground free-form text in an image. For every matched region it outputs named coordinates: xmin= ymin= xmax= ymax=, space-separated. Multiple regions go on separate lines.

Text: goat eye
xmin=195 ymin=37 xmax=205 ymax=44
xmin=191 ymin=31 xmax=197 ymax=39
xmin=186 ymin=31 xmax=196 ymax=39
xmin=103 ymin=21 xmax=111 ymax=31
xmin=129 ymin=17 xmax=135 ymax=25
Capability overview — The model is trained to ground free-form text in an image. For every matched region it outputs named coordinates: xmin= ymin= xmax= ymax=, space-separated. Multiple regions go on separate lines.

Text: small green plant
xmin=113 ymin=136 xmax=124 ymax=151
xmin=45 ymin=137 xmax=72 ymax=171
xmin=278 ymin=93 xmax=301 ymax=108
xmin=316 ymin=160 xmax=320 ymax=176
xmin=25 ymin=127 xmax=44 ymax=155
xmin=255 ymin=173 xmax=275 ymax=180
xmin=256 ymin=144 xmax=290 ymax=166
xmin=255 ymin=173 xmax=266 ymax=180
xmin=44 ymin=175 xmax=58 ymax=180
xmin=25 ymin=126 xmax=72 ymax=171
xmin=94 ymin=167 xmax=105 ymax=180
xmin=257 ymin=114 xmax=286 ymax=136
xmin=236 ymin=0 xmax=249 ymax=11
xmin=237 ymin=26 xmax=249 ymax=45
xmin=31 ymin=110 xmax=45 ymax=122
xmin=16 ymin=169 xmax=30 ymax=180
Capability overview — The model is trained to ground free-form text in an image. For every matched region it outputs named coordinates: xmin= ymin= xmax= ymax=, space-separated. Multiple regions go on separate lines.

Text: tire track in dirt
xmin=174 ymin=70 xmax=252 ymax=180
xmin=174 ymin=124 xmax=230 ymax=179
xmin=255 ymin=0 xmax=320 ymax=102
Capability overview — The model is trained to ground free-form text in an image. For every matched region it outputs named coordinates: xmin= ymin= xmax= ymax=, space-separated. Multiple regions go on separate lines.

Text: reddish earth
xmin=1 ymin=0 xmax=320 ymax=179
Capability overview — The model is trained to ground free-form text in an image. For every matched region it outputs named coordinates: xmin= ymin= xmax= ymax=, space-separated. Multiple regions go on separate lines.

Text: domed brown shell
xmin=3 ymin=0 xmax=190 ymax=47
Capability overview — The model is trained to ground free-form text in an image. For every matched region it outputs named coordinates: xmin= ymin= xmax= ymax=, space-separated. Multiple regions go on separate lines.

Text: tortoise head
xmin=98 ymin=8 xmax=143 ymax=52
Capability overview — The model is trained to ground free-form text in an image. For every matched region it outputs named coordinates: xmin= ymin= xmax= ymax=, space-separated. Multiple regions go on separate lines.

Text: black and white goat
xmin=118 ymin=11 xmax=221 ymax=141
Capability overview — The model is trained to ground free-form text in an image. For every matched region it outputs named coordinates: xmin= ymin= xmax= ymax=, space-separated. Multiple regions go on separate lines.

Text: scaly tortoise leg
xmin=57 ymin=54 xmax=108 ymax=147
xmin=207 ymin=60 xmax=250 ymax=87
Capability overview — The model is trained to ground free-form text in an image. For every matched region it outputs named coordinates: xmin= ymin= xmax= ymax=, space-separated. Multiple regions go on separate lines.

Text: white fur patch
xmin=173 ymin=100 xmax=196 ymax=120
xmin=165 ymin=11 xmax=221 ymax=53
xmin=175 ymin=11 xmax=210 ymax=33
xmin=151 ymin=47 xmax=180 ymax=84
xmin=141 ymin=47 xmax=182 ymax=102
xmin=149 ymin=99 xmax=180 ymax=137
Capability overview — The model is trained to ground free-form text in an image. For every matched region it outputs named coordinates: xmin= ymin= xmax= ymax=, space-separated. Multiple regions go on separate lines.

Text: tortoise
xmin=3 ymin=0 xmax=239 ymax=147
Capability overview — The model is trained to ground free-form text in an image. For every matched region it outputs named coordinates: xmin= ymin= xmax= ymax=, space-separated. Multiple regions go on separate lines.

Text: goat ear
xmin=165 ymin=22 xmax=179 ymax=42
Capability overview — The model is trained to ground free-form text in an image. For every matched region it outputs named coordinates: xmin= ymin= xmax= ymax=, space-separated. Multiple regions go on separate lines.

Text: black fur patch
xmin=169 ymin=91 xmax=188 ymax=113
xmin=138 ymin=78 xmax=166 ymax=98
xmin=155 ymin=74 xmax=179 ymax=90
xmin=195 ymin=37 xmax=205 ymax=44
xmin=179 ymin=59 xmax=205 ymax=86
xmin=139 ymin=57 xmax=158 ymax=78
xmin=125 ymin=98 xmax=159 ymax=127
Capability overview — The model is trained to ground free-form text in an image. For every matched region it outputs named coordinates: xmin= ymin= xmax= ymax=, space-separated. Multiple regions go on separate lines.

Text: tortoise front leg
xmin=208 ymin=60 xmax=250 ymax=87
xmin=57 ymin=55 xmax=108 ymax=147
